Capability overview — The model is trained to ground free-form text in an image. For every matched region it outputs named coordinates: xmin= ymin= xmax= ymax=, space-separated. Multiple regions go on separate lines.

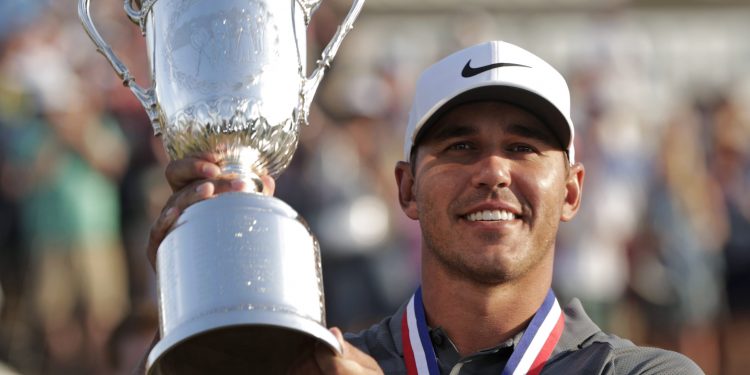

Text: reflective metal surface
xmin=148 ymin=0 xmax=302 ymax=183
xmin=78 ymin=0 xmax=364 ymax=372
xmin=147 ymin=193 xmax=338 ymax=373
xmin=79 ymin=0 xmax=364 ymax=185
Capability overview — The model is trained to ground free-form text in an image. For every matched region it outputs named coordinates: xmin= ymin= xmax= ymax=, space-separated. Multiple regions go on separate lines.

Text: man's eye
xmin=508 ymin=144 xmax=536 ymax=153
xmin=448 ymin=142 xmax=473 ymax=151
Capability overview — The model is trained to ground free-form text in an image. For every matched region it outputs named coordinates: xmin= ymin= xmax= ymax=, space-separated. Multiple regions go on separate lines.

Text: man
xmin=148 ymin=41 xmax=703 ymax=374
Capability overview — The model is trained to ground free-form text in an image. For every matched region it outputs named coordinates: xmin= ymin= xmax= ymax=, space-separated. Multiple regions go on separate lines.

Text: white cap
xmin=404 ymin=41 xmax=575 ymax=163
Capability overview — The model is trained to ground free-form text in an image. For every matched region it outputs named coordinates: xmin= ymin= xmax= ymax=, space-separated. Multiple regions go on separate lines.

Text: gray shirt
xmin=345 ymin=298 xmax=704 ymax=374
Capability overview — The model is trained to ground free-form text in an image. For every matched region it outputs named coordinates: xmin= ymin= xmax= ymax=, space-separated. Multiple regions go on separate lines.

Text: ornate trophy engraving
xmin=78 ymin=0 xmax=364 ymax=373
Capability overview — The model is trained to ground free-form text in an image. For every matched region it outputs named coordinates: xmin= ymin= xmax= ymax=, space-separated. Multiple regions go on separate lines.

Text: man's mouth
xmin=465 ymin=209 xmax=519 ymax=222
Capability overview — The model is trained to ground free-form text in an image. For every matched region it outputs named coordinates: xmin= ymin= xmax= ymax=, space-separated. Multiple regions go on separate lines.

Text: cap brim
xmin=413 ymin=86 xmax=572 ymax=155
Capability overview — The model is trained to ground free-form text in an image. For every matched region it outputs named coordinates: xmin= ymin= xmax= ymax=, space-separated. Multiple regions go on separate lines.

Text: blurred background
xmin=1 ymin=0 xmax=749 ymax=373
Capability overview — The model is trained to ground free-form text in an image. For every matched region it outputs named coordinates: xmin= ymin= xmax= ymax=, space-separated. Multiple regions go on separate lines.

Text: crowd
xmin=0 ymin=1 xmax=749 ymax=374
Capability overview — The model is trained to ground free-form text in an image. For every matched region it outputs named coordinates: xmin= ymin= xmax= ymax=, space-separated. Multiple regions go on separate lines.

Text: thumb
xmin=330 ymin=327 xmax=346 ymax=355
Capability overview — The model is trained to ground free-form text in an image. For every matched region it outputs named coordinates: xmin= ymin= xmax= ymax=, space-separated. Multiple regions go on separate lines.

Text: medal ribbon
xmin=401 ymin=287 xmax=564 ymax=375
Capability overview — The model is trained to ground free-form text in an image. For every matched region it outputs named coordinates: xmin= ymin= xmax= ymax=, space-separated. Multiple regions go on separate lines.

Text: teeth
xmin=466 ymin=210 xmax=516 ymax=222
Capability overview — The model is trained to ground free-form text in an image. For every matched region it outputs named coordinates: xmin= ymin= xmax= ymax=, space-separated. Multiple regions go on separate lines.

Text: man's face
xmin=396 ymin=101 xmax=584 ymax=284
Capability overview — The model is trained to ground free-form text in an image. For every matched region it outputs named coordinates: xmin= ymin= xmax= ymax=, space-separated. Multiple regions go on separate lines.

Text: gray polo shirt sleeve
xmin=609 ymin=346 xmax=704 ymax=375
xmin=549 ymin=299 xmax=704 ymax=375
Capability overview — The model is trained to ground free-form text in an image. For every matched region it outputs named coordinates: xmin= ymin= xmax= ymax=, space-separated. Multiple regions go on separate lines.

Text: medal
xmin=402 ymin=288 xmax=564 ymax=375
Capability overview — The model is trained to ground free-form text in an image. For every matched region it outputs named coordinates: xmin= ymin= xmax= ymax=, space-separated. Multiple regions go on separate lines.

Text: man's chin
xmin=441 ymin=256 xmax=520 ymax=285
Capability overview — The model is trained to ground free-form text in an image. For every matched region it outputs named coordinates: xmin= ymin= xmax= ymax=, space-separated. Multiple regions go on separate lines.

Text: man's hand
xmin=288 ymin=327 xmax=384 ymax=375
xmin=146 ymin=154 xmax=275 ymax=269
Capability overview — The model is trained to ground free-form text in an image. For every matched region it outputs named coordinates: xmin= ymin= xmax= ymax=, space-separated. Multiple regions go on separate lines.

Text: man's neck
xmin=419 ymin=256 xmax=552 ymax=357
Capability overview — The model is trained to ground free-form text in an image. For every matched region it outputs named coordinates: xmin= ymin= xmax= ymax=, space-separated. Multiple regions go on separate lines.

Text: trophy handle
xmin=300 ymin=0 xmax=365 ymax=121
xmin=78 ymin=0 xmax=161 ymax=135
xmin=124 ymin=0 xmax=155 ymax=33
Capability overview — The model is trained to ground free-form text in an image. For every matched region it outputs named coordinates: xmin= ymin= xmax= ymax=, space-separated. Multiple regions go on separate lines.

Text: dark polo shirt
xmin=345 ymin=298 xmax=704 ymax=374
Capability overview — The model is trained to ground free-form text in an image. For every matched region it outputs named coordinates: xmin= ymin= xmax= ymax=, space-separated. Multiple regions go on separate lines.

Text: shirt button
xmin=430 ymin=330 xmax=444 ymax=346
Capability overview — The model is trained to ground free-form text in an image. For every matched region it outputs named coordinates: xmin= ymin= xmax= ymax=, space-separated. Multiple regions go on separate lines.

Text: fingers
xmin=260 ymin=174 xmax=276 ymax=196
xmin=287 ymin=346 xmax=324 ymax=375
xmin=164 ymin=155 xmax=276 ymax=195
xmin=330 ymin=327 xmax=346 ymax=354
xmin=165 ymin=155 xmax=222 ymax=192
xmin=314 ymin=327 xmax=384 ymax=374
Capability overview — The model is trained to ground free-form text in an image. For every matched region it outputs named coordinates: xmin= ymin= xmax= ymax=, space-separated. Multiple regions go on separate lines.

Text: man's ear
xmin=395 ymin=161 xmax=419 ymax=220
xmin=561 ymin=162 xmax=585 ymax=222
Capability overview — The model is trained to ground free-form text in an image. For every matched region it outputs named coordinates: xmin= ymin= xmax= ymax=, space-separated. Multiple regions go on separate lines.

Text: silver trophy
xmin=78 ymin=0 xmax=364 ymax=373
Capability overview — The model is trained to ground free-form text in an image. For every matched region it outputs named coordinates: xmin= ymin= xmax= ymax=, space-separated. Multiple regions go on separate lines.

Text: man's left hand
xmin=288 ymin=327 xmax=384 ymax=375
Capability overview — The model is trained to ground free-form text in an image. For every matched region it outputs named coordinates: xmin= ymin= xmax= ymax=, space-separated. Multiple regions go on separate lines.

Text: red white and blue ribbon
xmin=401 ymin=287 xmax=564 ymax=375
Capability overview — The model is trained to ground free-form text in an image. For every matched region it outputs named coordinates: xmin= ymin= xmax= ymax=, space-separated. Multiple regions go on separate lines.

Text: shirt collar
xmin=390 ymin=296 xmax=603 ymax=359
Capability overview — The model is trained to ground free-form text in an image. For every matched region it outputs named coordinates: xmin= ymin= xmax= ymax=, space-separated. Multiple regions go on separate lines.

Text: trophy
xmin=78 ymin=0 xmax=364 ymax=372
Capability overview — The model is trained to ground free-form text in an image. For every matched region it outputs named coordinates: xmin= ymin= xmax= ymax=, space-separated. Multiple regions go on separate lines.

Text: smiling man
xmin=149 ymin=41 xmax=703 ymax=374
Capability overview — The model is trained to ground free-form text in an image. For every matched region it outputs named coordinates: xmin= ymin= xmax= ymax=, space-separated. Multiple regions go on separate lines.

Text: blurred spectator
xmin=0 ymin=281 xmax=21 ymax=375
xmin=629 ymin=104 xmax=727 ymax=374
xmin=554 ymin=54 xmax=652 ymax=332
xmin=709 ymin=95 xmax=750 ymax=375
xmin=276 ymin=69 xmax=418 ymax=331
xmin=1 ymin=11 xmax=130 ymax=373
xmin=106 ymin=303 xmax=159 ymax=375
xmin=0 ymin=27 xmax=34 ymax=373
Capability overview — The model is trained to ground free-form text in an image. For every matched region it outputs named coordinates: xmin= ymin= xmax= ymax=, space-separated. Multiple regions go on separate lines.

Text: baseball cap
xmin=404 ymin=41 xmax=575 ymax=164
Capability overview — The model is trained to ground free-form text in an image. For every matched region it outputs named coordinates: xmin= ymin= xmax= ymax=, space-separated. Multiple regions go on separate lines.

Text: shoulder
xmin=607 ymin=344 xmax=704 ymax=375
xmin=550 ymin=337 xmax=704 ymax=375
xmin=550 ymin=331 xmax=704 ymax=375
xmin=548 ymin=299 xmax=703 ymax=374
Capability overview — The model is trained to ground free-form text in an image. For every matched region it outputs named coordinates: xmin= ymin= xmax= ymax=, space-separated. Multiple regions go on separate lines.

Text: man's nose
xmin=471 ymin=154 xmax=511 ymax=189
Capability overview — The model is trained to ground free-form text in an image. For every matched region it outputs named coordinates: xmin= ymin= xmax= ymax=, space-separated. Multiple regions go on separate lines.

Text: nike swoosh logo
xmin=461 ymin=60 xmax=530 ymax=78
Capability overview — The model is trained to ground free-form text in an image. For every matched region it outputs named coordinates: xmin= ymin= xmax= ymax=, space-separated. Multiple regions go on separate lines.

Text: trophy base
xmin=146 ymin=303 xmax=341 ymax=374
xmin=146 ymin=192 xmax=341 ymax=374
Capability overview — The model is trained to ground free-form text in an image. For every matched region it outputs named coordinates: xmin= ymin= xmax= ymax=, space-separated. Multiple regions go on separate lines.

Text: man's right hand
xmin=146 ymin=154 xmax=276 ymax=269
